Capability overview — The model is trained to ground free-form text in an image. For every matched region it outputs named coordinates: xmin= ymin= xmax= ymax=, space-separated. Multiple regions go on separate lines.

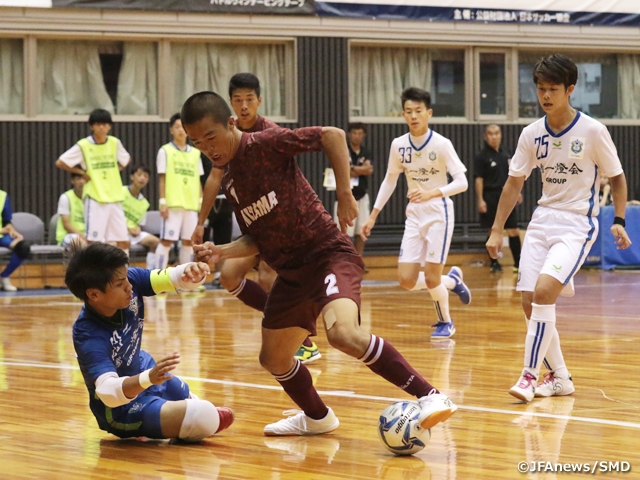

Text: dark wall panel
xmin=295 ymin=37 xmax=349 ymax=210
xmin=2 ymin=120 xmax=639 ymax=238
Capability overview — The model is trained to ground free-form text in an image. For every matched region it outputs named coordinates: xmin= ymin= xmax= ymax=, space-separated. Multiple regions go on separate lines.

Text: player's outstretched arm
xmin=193 ymin=168 xmax=224 ymax=244
xmin=609 ymin=173 xmax=632 ymax=250
xmin=486 ymin=175 xmax=525 ymax=259
xmin=194 ymin=235 xmax=259 ymax=266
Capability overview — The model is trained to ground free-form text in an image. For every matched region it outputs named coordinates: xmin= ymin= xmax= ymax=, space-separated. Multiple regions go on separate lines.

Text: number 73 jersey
xmin=387 ymin=129 xmax=467 ymax=196
xmin=509 ymin=112 xmax=623 ymax=216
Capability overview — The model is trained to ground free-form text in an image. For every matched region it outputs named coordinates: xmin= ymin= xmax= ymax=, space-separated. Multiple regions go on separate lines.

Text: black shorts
xmin=480 ymin=189 xmax=518 ymax=230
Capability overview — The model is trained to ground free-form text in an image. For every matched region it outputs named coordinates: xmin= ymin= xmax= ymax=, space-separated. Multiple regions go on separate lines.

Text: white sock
xmin=156 ymin=243 xmax=171 ymax=269
xmin=146 ymin=252 xmax=156 ymax=270
xmin=523 ymin=303 xmax=556 ymax=378
xmin=428 ymin=283 xmax=451 ymax=323
xmin=544 ymin=330 xmax=570 ymax=379
xmin=410 ymin=271 xmax=427 ymax=291
xmin=441 ymin=274 xmax=455 ymax=290
xmin=180 ymin=245 xmax=194 ymax=264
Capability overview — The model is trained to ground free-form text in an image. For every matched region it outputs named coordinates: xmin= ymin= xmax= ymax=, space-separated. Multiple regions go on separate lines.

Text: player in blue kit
xmin=68 ymin=242 xmax=234 ymax=441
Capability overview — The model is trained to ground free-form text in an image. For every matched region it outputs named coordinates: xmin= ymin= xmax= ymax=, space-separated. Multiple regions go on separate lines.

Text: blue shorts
xmin=98 ymin=351 xmax=191 ymax=439
xmin=0 ymin=235 xmax=13 ymax=248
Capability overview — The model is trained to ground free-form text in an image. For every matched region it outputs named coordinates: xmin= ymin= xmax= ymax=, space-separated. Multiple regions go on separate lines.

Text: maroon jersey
xmin=221 ymin=127 xmax=355 ymax=270
xmin=235 ymin=115 xmax=279 ymax=133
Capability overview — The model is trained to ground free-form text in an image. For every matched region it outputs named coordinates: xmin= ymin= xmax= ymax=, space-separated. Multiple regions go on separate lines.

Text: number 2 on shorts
xmin=325 ymin=273 xmax=339 ymax=296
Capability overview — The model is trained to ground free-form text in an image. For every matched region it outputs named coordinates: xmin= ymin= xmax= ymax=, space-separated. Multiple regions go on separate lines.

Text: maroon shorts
xmin=263 ymin=252 xmax=365 ymax=335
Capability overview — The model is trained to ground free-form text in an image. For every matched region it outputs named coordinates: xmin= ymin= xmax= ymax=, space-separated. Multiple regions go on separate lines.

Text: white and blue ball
xmin=377 ymin=401 xmax=429 ymax=455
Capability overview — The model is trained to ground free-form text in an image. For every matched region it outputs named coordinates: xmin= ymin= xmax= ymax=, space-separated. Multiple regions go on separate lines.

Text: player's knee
xmin=13 ymin=240 xmax=31 ymax=260
xmin=398 ymin=274 xmax=416 ymax=290
xmin=178 ymin=399 xmax=220 ymax=442
xmin=326 ymin=322 xmax=365 ymax=356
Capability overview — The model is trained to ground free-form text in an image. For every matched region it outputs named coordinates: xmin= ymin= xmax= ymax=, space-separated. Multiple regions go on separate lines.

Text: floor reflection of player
xmin=514 ymin=396 xmax=576 ymax=480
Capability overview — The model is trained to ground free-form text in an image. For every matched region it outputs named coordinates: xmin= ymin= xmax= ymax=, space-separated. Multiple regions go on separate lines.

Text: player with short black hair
xmin=193 ymin=74 xmax=322 ymax=364
xmin=56 ymin=172 xmax=87 ymax=248
xmin=184 ymin=90 xmax=457 ymax=437
xmin=123 ymin=165 xmax=159 ymax=270
xmin=55 ymin=108 xmax=131 ymax=253
xmin=361 ymin=87 xmax=472 ymax=340
xmin=155 ymin=113 xmax=204 ymax=269
xmin=487 ymin=53 xmax=631 ymax=402
xmin=68 ymin=242 xmax=233 ymax=441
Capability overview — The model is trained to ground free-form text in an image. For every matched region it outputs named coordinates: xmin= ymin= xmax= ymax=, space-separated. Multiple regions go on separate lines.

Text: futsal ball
xmin=377 ymin=401 xmax=429 ymax=455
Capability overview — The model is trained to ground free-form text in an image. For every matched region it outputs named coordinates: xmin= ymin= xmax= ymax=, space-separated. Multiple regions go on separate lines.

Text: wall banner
xmin=316 ymin=0 xmax=640 ymax=27
xmin=46 ymin=0 xmax=315 ymax=15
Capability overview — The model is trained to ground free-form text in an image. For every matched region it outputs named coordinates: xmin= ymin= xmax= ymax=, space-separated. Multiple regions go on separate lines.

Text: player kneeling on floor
xmin=66 ymin=242 xmax=233 ymax=441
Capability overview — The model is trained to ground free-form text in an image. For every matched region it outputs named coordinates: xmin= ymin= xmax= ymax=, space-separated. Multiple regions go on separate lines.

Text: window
xmin=349 ymin=46 xmax=465 ymax=118
xmin=170 ymin=42 xmax=289 ymax=117
xmin=479 ymin=52 xmax=506 ymax=115
xmin=0 ymin=38 xmax=23 ymax=114
xmin=37 ymin=40 xmax=157 ymax=115
xmin=518 ymin=51 xmax=640 ymax=119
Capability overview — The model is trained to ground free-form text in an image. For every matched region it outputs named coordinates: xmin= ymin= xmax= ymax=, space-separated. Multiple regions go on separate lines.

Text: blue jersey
xmin=72 ymin=267 xmax=156 ymax=424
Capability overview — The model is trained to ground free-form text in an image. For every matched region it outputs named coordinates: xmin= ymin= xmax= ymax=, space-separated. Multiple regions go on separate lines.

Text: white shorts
xmin=517 ymin=206 xmax=598 ymax=296
xmin=399 ymin=197 xmax=454 ymax=265
xmin=161 ymin=208 xmax=198 ymax=241
xmin=84 ymin=198 xmax=129 ymax=242
xmin=129 ymin=230 xmax=152 ymax=246
xmin=333 ymin=194 xmax=370 ymax=236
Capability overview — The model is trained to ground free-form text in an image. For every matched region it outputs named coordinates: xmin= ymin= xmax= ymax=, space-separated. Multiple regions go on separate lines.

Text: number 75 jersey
xmin=509 ymin=112 xmax=623 ymax=216
xmin=387 ymin=129 xmax=467 ymax=196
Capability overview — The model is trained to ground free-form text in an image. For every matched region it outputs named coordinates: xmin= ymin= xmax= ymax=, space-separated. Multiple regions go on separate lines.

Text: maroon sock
xmin=302 ymin=336 xmax=313 ymax=347
xmin=360 ymin=334 xmax=438 ymax=398
xmin=230 ymin=278 xmax=268 ymax=312
xmin=274 ymin=360 xmax=328 ymax=420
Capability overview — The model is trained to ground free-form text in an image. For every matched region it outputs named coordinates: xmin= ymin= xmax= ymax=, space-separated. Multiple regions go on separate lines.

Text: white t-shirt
xmin=156 ymin=143 xmax=205 ymax=176
xmin=510 ymin=112 xmax=623 ymax=216
xmin=387 ymin=130 xmax=467 ymax=195
xmin=58 ymin=136 xmax=131 ymax=169
xmin=57 ymin=193 xmax=72 ymax=216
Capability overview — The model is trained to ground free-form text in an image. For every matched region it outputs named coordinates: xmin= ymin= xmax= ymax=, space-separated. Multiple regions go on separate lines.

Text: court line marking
xmin=3 ymin=360 xmax=640 ymax=430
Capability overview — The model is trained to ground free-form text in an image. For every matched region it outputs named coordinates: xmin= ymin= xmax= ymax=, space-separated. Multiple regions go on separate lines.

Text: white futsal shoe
xmin=417 ymin=392 xmax=457 ymax=431
xmin=509 ymin=372 xmax=537 ymax=402
xmin=264 ymin=407 xmax=339 ymax=436
xmin=534 ymin=372 xmax=575 ymax=397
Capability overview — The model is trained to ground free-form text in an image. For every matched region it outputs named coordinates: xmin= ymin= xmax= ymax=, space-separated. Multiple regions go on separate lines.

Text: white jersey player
xmin=486 ymin=53 xmax=631 ymax=403
xmin=361 ymin=87 xmax=471 ymax=339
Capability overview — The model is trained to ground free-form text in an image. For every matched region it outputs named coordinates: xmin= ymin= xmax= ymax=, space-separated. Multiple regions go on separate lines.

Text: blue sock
xmin=1 ymin=253 xmax=23 ymax=278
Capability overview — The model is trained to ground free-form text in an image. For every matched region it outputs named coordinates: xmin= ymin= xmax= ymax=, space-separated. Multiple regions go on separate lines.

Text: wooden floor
xmin=1 ymin=264 xmax=639 ymax=479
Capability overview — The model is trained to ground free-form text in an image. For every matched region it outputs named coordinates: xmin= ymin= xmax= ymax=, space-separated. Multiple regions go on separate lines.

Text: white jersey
xmin=510 ymin=112 xmax=623 ymax=217
xmin=387 ymin=130 xmax=467 ymax=195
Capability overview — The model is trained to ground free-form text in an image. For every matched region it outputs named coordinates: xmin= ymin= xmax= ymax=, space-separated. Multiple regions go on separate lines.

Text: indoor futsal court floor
xmin=0 ymin=265 xmax=639 ymax=479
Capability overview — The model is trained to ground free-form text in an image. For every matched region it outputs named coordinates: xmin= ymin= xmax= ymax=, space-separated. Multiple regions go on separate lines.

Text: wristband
xmin=138 ymin=369 xmax=153 ymax=389
xmin=159 ymin=198 xmax=167 ymax=207
xmin=613 ymin=216 xmax=626 ymax=228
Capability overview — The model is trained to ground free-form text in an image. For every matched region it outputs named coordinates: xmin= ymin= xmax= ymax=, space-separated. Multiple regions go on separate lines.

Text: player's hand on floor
xmin=149 ymin=351 xmax=181 ymax=385
xmin=182 ymin=262 xmax=210 ymax=283
xmin=611 ymin=224 xmax=632 ymax=250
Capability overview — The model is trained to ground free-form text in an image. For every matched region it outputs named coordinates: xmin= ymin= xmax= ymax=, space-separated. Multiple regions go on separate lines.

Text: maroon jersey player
xmin=183 ymin=91 xmax=457 ymax=437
